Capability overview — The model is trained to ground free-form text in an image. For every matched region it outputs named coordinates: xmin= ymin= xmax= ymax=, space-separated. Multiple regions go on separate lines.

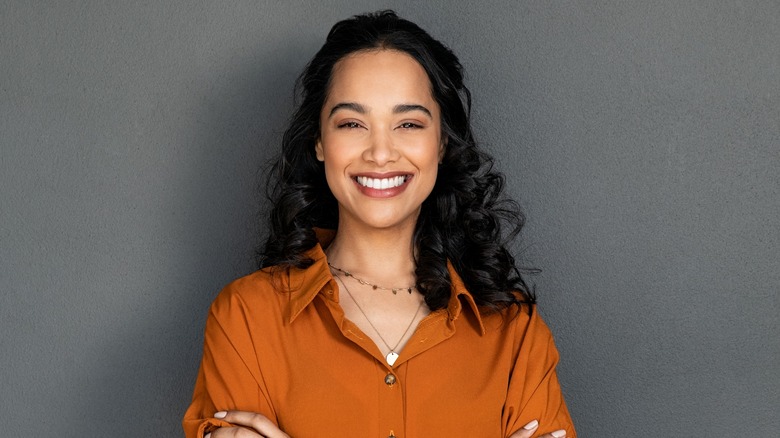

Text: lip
xmin=351 ymin=172 xmax=414 ymax=198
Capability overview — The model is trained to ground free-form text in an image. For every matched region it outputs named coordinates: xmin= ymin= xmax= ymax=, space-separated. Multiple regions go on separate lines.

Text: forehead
xmin=326 ymin=49 xmax=435 ymax=104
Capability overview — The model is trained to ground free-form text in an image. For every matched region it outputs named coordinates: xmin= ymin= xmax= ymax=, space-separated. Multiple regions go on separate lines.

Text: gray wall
xmin=2 ymin=1 xmax=778 ymax=436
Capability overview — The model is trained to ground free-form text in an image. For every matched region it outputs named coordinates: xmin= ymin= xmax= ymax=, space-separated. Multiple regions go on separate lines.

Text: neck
xmin=325 ymin=221 xmax=417 ymax=285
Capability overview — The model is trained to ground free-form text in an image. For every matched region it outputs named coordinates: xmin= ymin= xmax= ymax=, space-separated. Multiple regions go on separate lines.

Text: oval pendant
xmin=386 ymin=351 xmax=399 ymax=366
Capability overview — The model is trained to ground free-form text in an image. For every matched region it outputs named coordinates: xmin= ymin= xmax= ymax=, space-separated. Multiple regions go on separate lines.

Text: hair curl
xmin=259 ymin=10 xmax=535 ymax=311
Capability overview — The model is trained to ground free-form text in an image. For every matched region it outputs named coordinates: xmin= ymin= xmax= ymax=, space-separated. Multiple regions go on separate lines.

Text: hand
xmin=205 ymin=410 xmax=290 ymax=438
xmin=509 ymin=419 xmax=568 ymax=438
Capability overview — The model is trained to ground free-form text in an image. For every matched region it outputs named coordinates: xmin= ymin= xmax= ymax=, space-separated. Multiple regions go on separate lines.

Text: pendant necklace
xmin=328 ymin=262 xmax=415 ymax=295
xmin=334 ymin=275 xmax=424 ymax=366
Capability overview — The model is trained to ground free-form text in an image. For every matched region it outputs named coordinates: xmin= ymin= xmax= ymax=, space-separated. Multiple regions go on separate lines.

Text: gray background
xmin=2 ymin=1 xmax=778 ymax=436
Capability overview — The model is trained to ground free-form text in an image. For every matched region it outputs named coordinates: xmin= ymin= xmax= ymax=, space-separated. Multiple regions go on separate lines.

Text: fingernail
xmin=551 ymin=430 xmax=567 ymax=438
xmin=523 ymin=420 xmax=539 ymax=430
xmin=204 ymin=434 xmax=211 ymax=438
xmin=214 ymin=411 xmax=227 ymax=419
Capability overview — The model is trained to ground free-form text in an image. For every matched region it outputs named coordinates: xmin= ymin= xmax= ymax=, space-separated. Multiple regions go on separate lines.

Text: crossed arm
xmin=202 ymin=410 xmax=570 ymax=438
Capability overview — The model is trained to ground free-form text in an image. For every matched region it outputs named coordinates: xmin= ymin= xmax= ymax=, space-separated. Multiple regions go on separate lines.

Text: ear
xmin=315 ymin=138 xmax=325 ymax=162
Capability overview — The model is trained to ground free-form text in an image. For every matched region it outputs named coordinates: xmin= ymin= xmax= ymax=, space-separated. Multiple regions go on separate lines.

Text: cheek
xmin=416 ymin=149 xmax=440 ymax=190
xmin=320 ymin=149 xmax=351 ymax=196
xmin=419 ymin=139 xmax=444 ymax=172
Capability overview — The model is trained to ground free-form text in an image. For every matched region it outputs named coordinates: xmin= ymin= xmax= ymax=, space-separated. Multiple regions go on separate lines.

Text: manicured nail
xmin=204 ymin=434 xmax=211 ymax=438
xmin=523 ymin=420 xmax=539 ymax=430
xmin=214 ymin=411 xmax=227 ymax=419
xmin=551 ymin=430 xmax=566 ymax=437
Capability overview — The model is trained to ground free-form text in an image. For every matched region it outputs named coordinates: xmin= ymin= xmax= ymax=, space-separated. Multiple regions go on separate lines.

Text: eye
xmin=398 ymin=122 xmax=423 ymax=129
xmin=337 ymin=121 xmax=363 ymax=129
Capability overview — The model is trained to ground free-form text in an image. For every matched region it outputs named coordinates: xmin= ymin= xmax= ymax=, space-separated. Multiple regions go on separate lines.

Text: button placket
xmin=377 ymin=361 xmax=403 ymax=438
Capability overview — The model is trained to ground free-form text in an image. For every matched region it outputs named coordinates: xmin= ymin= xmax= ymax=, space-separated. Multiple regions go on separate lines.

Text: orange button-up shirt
xmin=183 ymin=241 xmax=576 ymax=437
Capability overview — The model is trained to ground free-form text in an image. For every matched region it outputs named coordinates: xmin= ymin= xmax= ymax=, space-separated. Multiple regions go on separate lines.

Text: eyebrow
xmin=393 ymin=104 xmax=432 ymax=118
xmin=328 ymin=102 xmax=366 ymax=118
xmin=328 ymin=102 xmax=432 ymax=119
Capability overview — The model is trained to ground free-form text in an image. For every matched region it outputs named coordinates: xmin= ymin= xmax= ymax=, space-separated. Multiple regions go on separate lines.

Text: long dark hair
xmin=259 ymin=10 xmax=535 ymax=311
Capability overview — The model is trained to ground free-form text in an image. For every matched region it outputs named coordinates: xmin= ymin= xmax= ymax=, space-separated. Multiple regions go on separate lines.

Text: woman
xmin=183 ymin=11 xmax=576 ymax=438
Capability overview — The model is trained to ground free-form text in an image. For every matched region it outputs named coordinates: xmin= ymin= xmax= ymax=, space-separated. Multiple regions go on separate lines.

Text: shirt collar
xmin=445 ymin=259 xmax=487 ymax=335
xmin=281 ymin=229 xmax=486 ymax=335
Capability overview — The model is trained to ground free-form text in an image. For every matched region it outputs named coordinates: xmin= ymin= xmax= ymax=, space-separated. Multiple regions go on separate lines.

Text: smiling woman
xmin=183 ymin=10 xmax=576 ymax=438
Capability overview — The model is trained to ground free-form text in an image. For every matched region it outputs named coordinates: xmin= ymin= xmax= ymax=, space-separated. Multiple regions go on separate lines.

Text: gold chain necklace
xmin=334 ymin=275 xmax=424 ymax=366
xmin=328 ymin=262 xmax=415 ymax=294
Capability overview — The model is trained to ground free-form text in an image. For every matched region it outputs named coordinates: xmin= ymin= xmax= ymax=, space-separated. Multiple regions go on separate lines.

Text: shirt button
xmin=384 ymin=373 xmax=396 ymax=386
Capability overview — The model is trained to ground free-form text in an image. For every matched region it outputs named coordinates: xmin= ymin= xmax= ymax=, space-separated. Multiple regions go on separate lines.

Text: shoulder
xmin=209 ymin=258 xmax=330 ymax=326
xmin=512 ymin=304 xmax=553 ymax=335
xmin=511 ymin=304 xmax=561 ymax=363
xmin=482 ymin=303 xmax=558 ymax=355
xmin=209 ymin=269 xmax=286 ymax=321
xmin=509 ymin=304 xmax=555 ymax=341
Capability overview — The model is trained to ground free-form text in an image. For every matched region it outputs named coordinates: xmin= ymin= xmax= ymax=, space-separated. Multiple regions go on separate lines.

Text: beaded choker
xmin=327 ymin=262 xmax=415 ymax=295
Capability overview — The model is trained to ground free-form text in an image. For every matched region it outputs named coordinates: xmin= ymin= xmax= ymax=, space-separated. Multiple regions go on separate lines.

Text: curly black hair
xmin=259 ymin=10 xmax=535 ymax=312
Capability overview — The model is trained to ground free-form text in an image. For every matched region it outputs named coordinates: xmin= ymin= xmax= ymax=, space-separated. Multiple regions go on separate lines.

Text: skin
xmin=205 ymin=50 xmax=568 ymax=438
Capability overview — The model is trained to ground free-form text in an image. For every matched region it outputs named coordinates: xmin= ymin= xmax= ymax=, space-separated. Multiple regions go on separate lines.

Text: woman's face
xmin=316 ymin=49 xmax=444 ymax=233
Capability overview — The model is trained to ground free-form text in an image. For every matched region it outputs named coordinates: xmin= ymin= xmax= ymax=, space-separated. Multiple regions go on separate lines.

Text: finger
xmin=537 ymin=430 xmax=567 ymax=438
xmin=213 ymin=411 xmax=290 ymax=438
xmin=508 ymin=419 xmax=539 ymax=438
xmin=209 ymin=426 xmax=262 ymax=438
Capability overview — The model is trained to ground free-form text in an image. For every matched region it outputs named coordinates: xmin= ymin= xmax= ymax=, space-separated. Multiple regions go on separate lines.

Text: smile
xmin=355 ymin=175 xmax=410 ymax=189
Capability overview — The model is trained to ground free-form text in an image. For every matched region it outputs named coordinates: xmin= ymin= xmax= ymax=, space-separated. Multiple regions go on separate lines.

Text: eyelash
xmin=337 ymin=121 xmax=363 ymax=129
xmin=335 ymin=121 xmax=424 ymax=130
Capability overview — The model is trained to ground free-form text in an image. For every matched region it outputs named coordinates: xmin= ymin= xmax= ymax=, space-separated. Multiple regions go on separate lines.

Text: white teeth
xmin=357 ymin=175 xmax=408 ymax=189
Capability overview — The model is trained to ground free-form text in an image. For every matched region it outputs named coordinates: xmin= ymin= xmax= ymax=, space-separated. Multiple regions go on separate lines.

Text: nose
xmin=362 ymin=129 xmax=399 ymax=166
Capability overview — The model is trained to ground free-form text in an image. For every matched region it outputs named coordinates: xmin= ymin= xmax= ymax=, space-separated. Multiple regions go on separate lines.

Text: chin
xmin=355 ymin=212 xmax=419 ymax=232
